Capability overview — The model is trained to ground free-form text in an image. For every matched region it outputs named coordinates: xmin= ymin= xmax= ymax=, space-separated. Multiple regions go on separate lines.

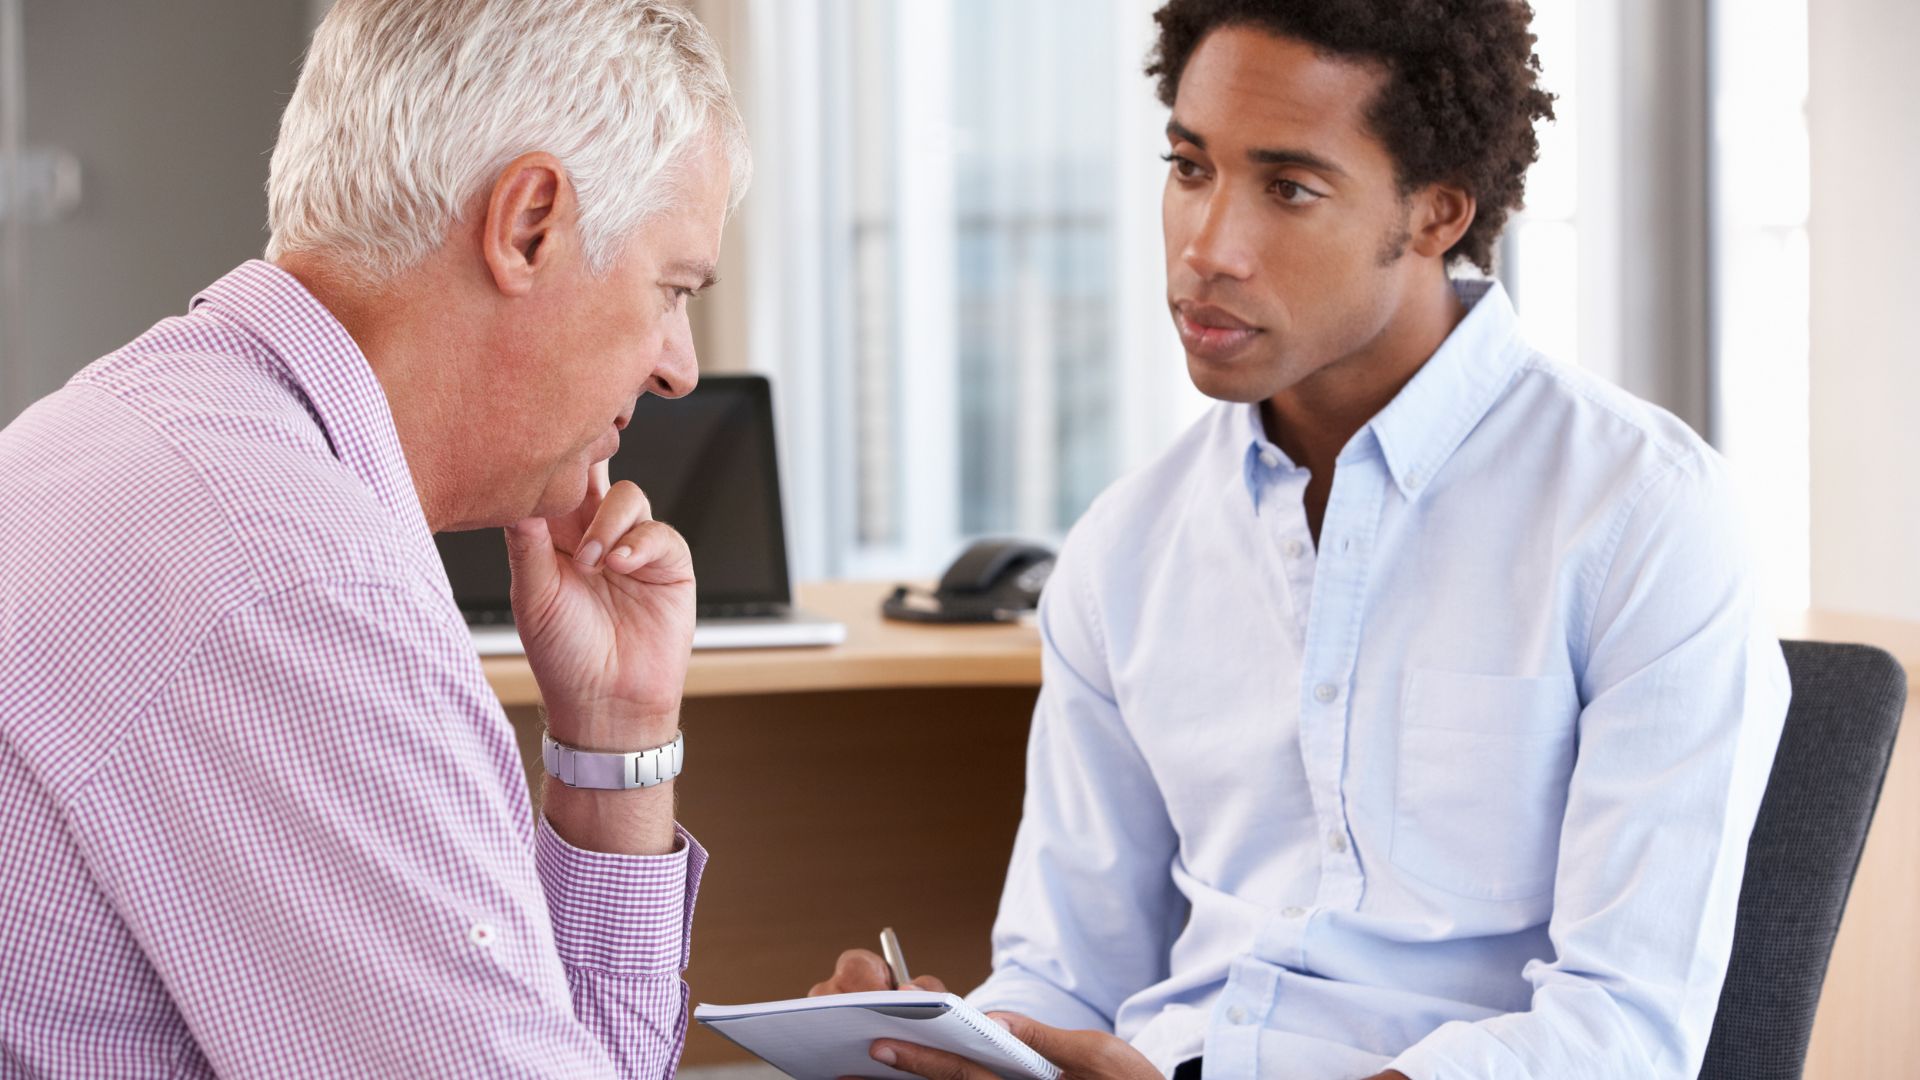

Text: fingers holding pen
xmin=812 ymin=949 xmax=894 ymax=996
xmin=809 ymin=949 xmax=950 ymax=999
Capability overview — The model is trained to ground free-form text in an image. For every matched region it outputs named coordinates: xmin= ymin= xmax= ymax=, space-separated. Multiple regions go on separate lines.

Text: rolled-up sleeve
xmin=68 ymin=578 xmax=700 ymax=1079
xmin=1389 ymin=455 xmax=1790 ymax=1079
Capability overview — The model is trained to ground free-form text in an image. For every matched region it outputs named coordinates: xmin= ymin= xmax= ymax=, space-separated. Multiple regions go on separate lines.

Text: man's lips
xmin=589 ymin=404 xmax=637 ymax=463
xmin=1174 ymin=302 xmax=1263 ymax=359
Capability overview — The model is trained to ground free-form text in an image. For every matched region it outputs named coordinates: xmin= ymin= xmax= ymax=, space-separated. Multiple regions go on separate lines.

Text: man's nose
xmin=647 ymin=319 xmax=699 ymax=399
xmin=1182 ymin=189 xmax=1257 ymax=282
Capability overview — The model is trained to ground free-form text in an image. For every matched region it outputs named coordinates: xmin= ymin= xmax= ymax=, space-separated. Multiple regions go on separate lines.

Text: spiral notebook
xmin=694 ymin=990 xmax=1061 ymax=1080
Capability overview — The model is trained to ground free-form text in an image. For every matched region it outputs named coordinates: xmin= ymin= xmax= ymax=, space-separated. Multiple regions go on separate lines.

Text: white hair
xmin=266 ymin=0 xmax=749 ymax=283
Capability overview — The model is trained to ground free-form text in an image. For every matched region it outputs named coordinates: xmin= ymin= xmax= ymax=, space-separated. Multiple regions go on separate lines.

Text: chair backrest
xmin=1698 ymin=640 xmax=1906 ymax=1079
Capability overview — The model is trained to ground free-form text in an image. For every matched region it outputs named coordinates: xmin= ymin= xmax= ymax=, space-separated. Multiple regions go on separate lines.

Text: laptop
xmin=437 ymin=374 xmax=846 ymax=653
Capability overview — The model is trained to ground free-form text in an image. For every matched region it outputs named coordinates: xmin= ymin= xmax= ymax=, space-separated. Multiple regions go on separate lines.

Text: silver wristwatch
xmin=541 ymin=729 xmax=685 ymax=790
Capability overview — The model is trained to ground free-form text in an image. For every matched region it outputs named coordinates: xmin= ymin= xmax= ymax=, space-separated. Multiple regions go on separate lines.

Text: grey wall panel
xmin=5 ymin=0 xmax=307 ymax=423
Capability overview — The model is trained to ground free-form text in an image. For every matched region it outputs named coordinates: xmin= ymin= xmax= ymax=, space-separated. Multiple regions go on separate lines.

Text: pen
xmin=879 ymin=926 xmax=912 ymax=989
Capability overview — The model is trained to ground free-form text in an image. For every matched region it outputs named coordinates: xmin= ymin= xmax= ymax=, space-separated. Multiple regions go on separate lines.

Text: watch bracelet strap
xmin=541 ymin=729 xmax=684 ymax=790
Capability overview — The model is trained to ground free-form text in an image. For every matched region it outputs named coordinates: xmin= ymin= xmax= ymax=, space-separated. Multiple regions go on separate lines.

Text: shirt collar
xmin=1365 ymin=278 xmax=1526 ymax=500
xmin=190 ymin=260 xmax=429 ymax=533
xmin=1238 ymin=277 xmax=1526 ymax=505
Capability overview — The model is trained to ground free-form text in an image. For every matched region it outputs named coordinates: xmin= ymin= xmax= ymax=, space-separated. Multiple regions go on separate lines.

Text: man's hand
xmin=504 ymin=459 xmax=693 ymax=856
xmin=504 ymin=459 xmax=695 ymax=751
xmin=810 ymin=949 xmax=949 ymax=996
xmin=861 ymin=1012 xmax=1159 ymax=1080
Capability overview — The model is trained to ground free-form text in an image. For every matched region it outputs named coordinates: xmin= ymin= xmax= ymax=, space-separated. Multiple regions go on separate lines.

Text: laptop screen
xmin=435 ymin=374 xmax=793 ymax=619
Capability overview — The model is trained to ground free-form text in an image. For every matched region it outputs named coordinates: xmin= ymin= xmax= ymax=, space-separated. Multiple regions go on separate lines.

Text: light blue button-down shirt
xmin=968 ymin=280 xmax=1790 ymax=1079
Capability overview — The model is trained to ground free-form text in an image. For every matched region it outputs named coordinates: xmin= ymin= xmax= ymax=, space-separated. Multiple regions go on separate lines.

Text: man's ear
xmin=480 ymin=151 xmax=575 ymax=297
xmin=1407 ymin=182 xmax=1477 ymax=261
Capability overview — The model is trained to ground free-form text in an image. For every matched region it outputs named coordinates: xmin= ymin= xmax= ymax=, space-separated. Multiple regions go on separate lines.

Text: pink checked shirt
xmin=0 ymin=261 xmax=705 ymax=1078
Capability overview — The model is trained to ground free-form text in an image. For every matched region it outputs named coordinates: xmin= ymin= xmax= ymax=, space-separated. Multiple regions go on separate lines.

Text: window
xmin=1500 ymin=0 xmax=1588 ymax=372
xmin=1711 ymin=0 xmax=1811 ymax=611
xmin=731 ymin=0 xmax=1202 ymax=579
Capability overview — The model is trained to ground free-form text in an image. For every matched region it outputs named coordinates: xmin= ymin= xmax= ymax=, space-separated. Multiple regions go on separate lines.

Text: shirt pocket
xmin=1391 ymin=668 xmax=1579 ymax=901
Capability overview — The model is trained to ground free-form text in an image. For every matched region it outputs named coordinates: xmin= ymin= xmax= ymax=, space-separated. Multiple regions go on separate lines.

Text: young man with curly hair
xmin=814 ymin=2 xmax=1789 ymax=1078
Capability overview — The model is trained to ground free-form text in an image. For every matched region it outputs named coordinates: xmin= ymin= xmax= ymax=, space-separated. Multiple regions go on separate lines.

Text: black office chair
xmin=1698 ymin=641 xmax=1906 ymax=1079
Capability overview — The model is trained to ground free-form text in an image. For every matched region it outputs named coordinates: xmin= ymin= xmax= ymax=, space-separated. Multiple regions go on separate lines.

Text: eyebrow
xmin=1166 ymin=118 xmax=1349 ymax=178
xmin=666 ymin=260 xmax=719 ymax=291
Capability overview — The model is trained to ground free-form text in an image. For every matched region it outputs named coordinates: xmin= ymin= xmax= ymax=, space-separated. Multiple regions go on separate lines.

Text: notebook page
xmin=697 ymin=993 xmax=1060 ymax=1080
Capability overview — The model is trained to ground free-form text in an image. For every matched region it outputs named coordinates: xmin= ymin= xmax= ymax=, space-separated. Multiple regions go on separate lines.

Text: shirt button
xmin=1284 ymin=539 xmax=1305 ymax=559
xmin=1313 ymin=682 xmax=1338 ymax=704
xmin=1406 ymin=470 xmax=1426 ymax=489
xmin=1226 ymin=1005 xmax=1249 ymax=1025
xmin=468 ymin=923 xmax=498 ymax=948
xmin=1281 ymin=906 xmax=1307 ymax=918
xmin=1259 ymin=448 xmax=1282 ymax=470
xmin=1327 ymin=831 xmax=1349 ymax=854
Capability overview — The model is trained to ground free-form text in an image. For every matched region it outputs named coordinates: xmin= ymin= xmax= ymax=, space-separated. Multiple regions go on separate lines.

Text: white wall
xmin=1807 ymin=0 xmax=1920 ymax=620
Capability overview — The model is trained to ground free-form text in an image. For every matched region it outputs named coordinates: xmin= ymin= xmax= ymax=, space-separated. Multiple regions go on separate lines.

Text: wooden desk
xmin=483 ymin=595 xmax=1917 ymax=1071
xmin=484 ymin=581 xmax=1041 ymax=704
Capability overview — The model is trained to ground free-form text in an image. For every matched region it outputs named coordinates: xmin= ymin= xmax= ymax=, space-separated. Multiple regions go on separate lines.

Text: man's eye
xmin=1274 ymin=179 xmax=1323 ymax=205
xmin=1160 ymin=152 xmax=1204 ymax=180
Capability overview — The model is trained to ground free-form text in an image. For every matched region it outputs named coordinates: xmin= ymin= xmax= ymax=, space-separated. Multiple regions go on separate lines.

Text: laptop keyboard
xmin=468 ymin=601 xmax=790 ymax=624
xmin=697 ymin=601 xmax=787 ymax=620
xmin=467 ymin=602 xmax=789 ymax=625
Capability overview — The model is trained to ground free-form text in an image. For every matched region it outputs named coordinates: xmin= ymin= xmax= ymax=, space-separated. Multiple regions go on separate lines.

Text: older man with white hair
xmin=0 ymin=1 xmax=747 ymax=1076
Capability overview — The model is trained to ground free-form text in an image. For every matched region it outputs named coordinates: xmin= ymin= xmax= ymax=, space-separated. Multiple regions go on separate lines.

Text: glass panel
xmin=827 ymin=0 xmax=1122 ymax=570
xmin=1501 ymin=0 xmax=1582 ymax=369
xmin=952 ymin=0 xmax=1116 ymax=536
xmin=1712 ymin=0 xmax=1811 ymax=610
xmin=1513 ymin=221 xmax=1580 ymax=366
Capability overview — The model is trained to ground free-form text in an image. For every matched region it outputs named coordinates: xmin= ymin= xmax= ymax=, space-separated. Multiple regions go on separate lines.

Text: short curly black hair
xmin=1145 ymin=0 xmax=1555 ymax=272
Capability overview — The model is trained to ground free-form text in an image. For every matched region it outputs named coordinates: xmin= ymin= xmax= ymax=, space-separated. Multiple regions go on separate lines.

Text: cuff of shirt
xmin=965 ymin=969 xmax=1113 ymax=1033
xmin=535 ymin=816 xmax=707 ymax=979
xmin=1385 ymin=1019 xmax=1527 ymax=1080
